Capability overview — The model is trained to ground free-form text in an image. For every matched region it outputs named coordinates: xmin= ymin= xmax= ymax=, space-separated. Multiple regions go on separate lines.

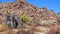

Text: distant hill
xmin=0 ymin=0 xmax=60 ymax=34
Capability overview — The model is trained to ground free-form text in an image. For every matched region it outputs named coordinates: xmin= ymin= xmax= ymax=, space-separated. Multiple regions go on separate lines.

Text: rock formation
xmin=0 ymin=0 xmax=60 ymax=34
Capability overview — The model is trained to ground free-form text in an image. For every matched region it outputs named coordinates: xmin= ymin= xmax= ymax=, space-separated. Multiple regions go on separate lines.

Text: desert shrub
xmin=0 ymin=22 xmax=7 ymax=32
xmin=5 ymin=8 xmax=9 ymax=13
xmin=20 ymin=14 xmax=30 ymax=23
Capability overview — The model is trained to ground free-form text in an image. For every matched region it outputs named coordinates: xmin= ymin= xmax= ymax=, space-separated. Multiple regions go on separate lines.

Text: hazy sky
xmin=0 ymin=0 xmax=60 ymax=14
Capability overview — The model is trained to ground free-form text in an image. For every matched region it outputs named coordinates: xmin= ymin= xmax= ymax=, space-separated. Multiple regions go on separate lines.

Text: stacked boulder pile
xmin=0 ymin=0 xmax=60 ymax=34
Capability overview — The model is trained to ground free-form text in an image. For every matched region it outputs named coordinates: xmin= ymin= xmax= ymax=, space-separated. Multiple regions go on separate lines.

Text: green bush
xmin=20 ymin=14 xmax=30 ymax=23
xmin=5 ymin=8 xmax=9 ymax=13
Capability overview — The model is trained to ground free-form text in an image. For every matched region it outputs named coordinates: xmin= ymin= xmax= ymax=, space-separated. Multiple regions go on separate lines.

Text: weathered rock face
xmin=5 ymin=13 xmax=22 ymax=29
xmin=0 ymin=0 xmax=60 ymax=34
xmin=57 ymin=13 xmax=60 ymax=22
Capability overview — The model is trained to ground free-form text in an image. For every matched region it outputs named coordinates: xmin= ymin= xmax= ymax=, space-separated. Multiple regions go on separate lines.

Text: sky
xmin=0 ymin=0 xmax=60 ymax=14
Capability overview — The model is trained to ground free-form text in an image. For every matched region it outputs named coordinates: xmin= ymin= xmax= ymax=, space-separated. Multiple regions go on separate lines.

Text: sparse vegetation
xmin=5 ymin=8 xmax=9 ymax=13
xmin=0 ymin=0 xmax=60 ymax=34
xmin=0 ymin=22 xmax=7 ymax=32
xmin=20 ymin=14 xmax=30 ymax=23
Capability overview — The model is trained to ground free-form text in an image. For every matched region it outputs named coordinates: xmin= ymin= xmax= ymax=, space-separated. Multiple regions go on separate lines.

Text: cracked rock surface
xmin=0 ymin=0 xmax=60 ymax=34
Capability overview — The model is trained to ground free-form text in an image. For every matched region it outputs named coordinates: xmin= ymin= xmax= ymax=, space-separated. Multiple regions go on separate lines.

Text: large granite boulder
xmin=4 ymin=13 xmax=22 ymax=29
